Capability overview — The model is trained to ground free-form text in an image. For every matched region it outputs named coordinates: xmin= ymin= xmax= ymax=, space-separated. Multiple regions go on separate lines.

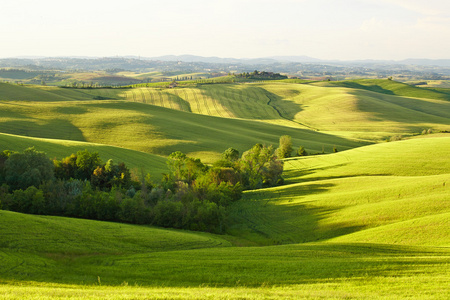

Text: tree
xmin=4 ymin=147 xmax=54 ymax=191
xmin=75 ymin=149 xmax=102 ymax=180
xmin=239 ymin=144 xmax=282 ymax=189
xmin=91 ymin=159 xmax=132 ymax=190
xmin=54 ymin=153 xmax=78 ymax=180
xmin=222 ymin=147 xmax=240 ymax=162
xmin=167 ymin=151 xmax=206 ymax=183
xmin=297 ymin=146 xmax=308 ymax=156
xmin=276 ymin=135 xmax=293 ymax=159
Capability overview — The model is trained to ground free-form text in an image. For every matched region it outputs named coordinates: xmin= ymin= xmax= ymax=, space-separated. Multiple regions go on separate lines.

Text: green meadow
xmin=0 ymin=86 xmax=365 ymax=162
xmin=0 ymin=79 xmax=449 ymax=299
xmin=228 ymin=137 xmax=450 ymax=245
xmin=120 ymin=80 xmax=450 ymax=140
xmin=0 ymin=133 xmax=168 ymax=180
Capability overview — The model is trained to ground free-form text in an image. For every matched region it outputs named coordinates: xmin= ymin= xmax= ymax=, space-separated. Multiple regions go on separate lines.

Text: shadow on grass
xmin=333 ymin=81 xmax=396 ymax=95
xmin=0 ymin=119 xmax=86 ymax=142
xmin=227 ymin=181 xmax=367 ymax=245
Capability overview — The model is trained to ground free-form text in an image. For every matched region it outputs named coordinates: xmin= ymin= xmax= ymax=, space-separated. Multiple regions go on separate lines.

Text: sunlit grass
xmin=0 ymin=132 xmax=168 ymax=179
xmin=0 ymin=99 xmax=363 ymax=160
xmin=227 ymin=137 xmax=450 ymax=245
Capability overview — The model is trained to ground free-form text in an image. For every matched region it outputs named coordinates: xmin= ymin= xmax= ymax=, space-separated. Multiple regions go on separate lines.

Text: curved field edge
xmin=329 ymin=212 xmax=450 ymax=246
xmin=0 ymin=133 xmax=168 ymax=180
xmin=0 ymin=210 xmax=231 ymax=255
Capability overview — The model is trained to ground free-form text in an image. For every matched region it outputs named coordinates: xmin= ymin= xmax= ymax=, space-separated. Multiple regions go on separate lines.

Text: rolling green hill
xmin=329 ymin=78 xmax=450 ymax=101
xmin=0 ymin=210 xmax=230 ymax=255
xmin=0 ymin=133 xmax=168 ymax=179
xmin=1 ymin=209 xmax=449 ymax=299
xmin=227 ymin=137 xmax=450 ymax=245
xmin=3 ymin=80 xmax=449 ymax=145
xmin=261 ymin=81 xmax=450 ymax=139
xmin=1 ymin=80 xmax=449 ymax=299
xmin=0 ymin=99 xmax=365 ymax=162
xmin=120 ymin=81 xmax=450 ymax=141
xmin=0 ymin=82 xmax=123 ymax=101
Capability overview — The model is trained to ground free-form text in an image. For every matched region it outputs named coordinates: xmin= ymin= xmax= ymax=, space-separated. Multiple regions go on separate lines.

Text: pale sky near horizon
xmin=1 ymin=0 xmax=449 ymax=60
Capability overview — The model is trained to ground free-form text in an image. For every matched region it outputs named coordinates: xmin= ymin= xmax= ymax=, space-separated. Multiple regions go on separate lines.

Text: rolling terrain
xmin=0 ymin=79 xmax=449 ymax=299
xmin=227 ymin=137 xmax=450 ymax=245
xmin=120 ymin=79 xmax=450 ymax=140
xmin=1 ymin=137 xmax=449 ymax=299
xmin=0 ymin=94 xmax=365 ymax=163
xmin=0 ymin=133 xmax=168 ymax=180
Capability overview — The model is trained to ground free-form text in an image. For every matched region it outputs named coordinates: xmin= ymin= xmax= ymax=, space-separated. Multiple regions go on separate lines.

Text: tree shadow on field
xmin=282 ymin=162 xmax=349 ymax=184
xmin=228 ymin=181 xmax=365 ymax=245
xmin=334 ymin=82 xmax=395 ymax=95
xmin=0 ymin=119 xmax=86 ymax=142
xmin=56 ymin=106 xmax=88 ymax=115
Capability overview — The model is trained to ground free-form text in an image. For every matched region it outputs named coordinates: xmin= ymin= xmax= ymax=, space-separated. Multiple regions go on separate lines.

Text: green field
xmin=1 ymin=80 xmax=449 ymax=298
xmin=1 ymin=209 xmax=449 ymax=299
xmin=0 ymin=133 xmax=168 ymax=180
xmin=0 ymin=99 xmax=365 ymax=162
xmin=119 ymin=80 xmax=450 ymax=141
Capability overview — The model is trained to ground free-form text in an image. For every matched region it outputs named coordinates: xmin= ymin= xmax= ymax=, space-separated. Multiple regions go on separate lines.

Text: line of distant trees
xmin=0 ymin=144 xmax=284 ymax=233
xmin=235 ymin=70 xmax=288 ymax=80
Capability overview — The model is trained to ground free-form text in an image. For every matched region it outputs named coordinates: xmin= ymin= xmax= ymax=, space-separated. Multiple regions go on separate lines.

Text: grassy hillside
xmin=0 ymin=82 xmax=85 ymax=102
xmin=0 ymin=82 xmax=123 ymax=101
xmin=0 ymin=210 xmax=230 ymax=255
xmin=2 ymin=80 xmax=449 ymax=145
xmin=330 ymin=79 xmax=450 ymax=101
xmin=283 ymin=137 xmax=450 ymax=182
xmin=120 ymin=81 xmax=450 ymax=141
xmin=1 ymin=80 xmax=449 ymax=298
xmin=1 ymin=210 xmax=449 ymax=299
xmin=227 ymin=137 xmax=450 ymax=245
xmin=0 ymin=99 xmax=364 ymax=162
xmin=0 ymin=133 xmax=168 ymax=179
xmin=262 ymin=81 xmax=450 ymax=138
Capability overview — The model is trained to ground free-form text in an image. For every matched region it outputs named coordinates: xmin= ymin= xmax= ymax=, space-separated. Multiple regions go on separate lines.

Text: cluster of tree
xmin=276 ymin=135 xmax=309 ymax=158
xmin=0 ymin=144 xmax=284 ymax=233
xmin=275 ymin=135 xmax=338 ymax=157
xmin=235 ymin=70 xmax=288 ymax=80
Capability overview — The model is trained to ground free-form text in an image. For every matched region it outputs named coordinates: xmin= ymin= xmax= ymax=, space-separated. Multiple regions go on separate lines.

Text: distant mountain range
xmin=140 ymin=55 xmax=450 ymax=67
xmin=3 ymin=54 xmax=450 ymax=67
xmin=1 ymin=55 xmax=449 ymax=80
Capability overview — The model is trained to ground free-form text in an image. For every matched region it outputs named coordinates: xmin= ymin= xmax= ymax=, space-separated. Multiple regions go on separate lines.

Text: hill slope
xmin=1 ymin=209 xmax=448 ymax=299
xmin=227 ymin=137 xmax=450 ymax=245
xmin=330 ymin=79 xmax=450 ymax=101
xmin=0 ymin=99 xmax=365 ymax=161
xmin=120 ymin=81 xmax=450 ymax=141
xmin=0 ymin=133 xmax=168 ymax=179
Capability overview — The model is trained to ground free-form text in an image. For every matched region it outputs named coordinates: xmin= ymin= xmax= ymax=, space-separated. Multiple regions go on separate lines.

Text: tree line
xmin=235 ymin=70 xmax=288 ymax=80
xmin=0 ymin=144 xmax=283 ymax=233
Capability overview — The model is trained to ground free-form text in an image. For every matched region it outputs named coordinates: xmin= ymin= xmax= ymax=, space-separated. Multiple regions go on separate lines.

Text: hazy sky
xmin=1 ymin=0 xmax=449 ymax=60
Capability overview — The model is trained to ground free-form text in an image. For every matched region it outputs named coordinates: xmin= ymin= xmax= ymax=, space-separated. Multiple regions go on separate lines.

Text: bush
xmin=297 ymin=146 xmax=308 ymax=156
xmin=276 ymin=135 xmax=293 ymax=159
